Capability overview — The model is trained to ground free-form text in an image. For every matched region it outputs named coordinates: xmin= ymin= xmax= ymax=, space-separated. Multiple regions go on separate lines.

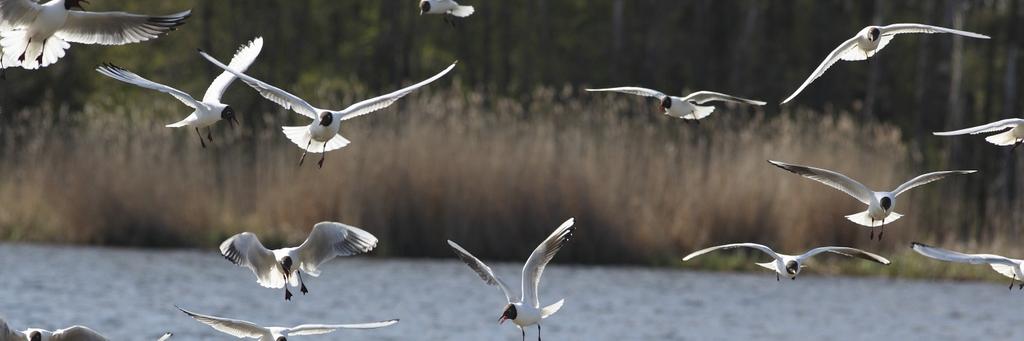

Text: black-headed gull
xmin=768 ymin=160 xmax=976 ymax=240
xmin=220 ymin=222 xmax=378 ymax=301
xmin=585 ymin=87 xmax=765 ymax=122
xmin=0 ymin=319 xmax=108 ymax=341
xmin=199 ymin=49 xmax=456 ymax=168
xmin=911 ymin=242 xmax=1024 ymax=290
xmin=177 ymin=306 xmax=397 ymax=341
xmin=934 ymin=118 xmax=1024 ymax=149
xmin=0 ymin=0 xmax=190 ymax=71
xmin=683 ymin=243 xmax=890 ymax=281
xmin=447 ymin=218 xmax=575 ymax=341
xmin=782 ymin=23 xmax=989 ymax=104
xmin=96 ymin=38 xmax=262 ymax=148
xmin=419 ymin=0 xmax=474 ymax=23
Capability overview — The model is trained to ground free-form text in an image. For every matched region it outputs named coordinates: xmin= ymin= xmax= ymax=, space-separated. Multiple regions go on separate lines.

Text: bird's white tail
xmin=165 ymin=114 xmax=197 ymax=128
xmin=540 ymin=299 xmax=564 ymax=319
xmin=845 ymin=210 xmax=902 ymax=227
xmin=450 ymin=5 xmax=475 ymax=17
xmin=683 ymin=105 xmax=715 ymax=120
xmin=282 ymin=126 xmax=351 ymax=153
xmin=755 ymin=262 xmax=776 ymax=271
xmin=985 ymin=130 xmax=1019 ymax=146
xmin=0 ymin=31 xmax=69 ymax=70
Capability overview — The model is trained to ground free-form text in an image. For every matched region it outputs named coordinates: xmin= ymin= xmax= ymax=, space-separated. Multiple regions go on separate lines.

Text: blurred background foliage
xmin=0 ymin=0 xmax=1022 ymax=273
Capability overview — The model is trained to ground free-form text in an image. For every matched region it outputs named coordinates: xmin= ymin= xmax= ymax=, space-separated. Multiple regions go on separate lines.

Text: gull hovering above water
xmin=448 ymin=218 xmax=575 ymax=341
xmin=0 ymin=0 xmax=190 ymax=72
xmin=177 ymin=306 xmax=397 ymax=341
xmin=911 ymin=242 xmax=1024 ymax=290
xmin=199 ymin=49 xmax=456 ymax=168
xmin=683 ymin=243 xmax=890 ymax=281
xmin=768 ymin=160 xmax=975 ymax=240
xmin=782 ymin=23 xmax=989 ymax=104
xmin=96 ymin=37 xmax=263 ymax=148
xmin=934 ymin=118 xmax=1024 ymax=149
xmin=585 ymin=87 xmax=765 ymax=122
xmin=220 ymin=222 xmax=378 ymax=301
xmin=0 ymin=319 xmax=108 ymax=341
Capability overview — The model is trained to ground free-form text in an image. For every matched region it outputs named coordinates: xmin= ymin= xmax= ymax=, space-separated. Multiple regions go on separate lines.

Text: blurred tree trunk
xmin=947 ymin=0 xmax=967 ymax=167
xmin=863 ymin=0 xmax=886 ymax=120
xmin=610 ymin=0 xmax=624 ymax=79
xmin=1003 ymin=0 xmax=1020 ymax=234
xmin=913 ymin=1 xmax=937 ymax=150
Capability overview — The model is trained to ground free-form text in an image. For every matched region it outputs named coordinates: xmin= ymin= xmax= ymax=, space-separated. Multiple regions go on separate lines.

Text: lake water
xmin=1 ymin=244 xmax=1021 ymax=340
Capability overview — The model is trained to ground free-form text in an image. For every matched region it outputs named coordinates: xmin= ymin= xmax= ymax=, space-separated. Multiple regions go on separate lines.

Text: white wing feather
xmin=336 ymin=62 xmax=456 ymax=121
xmin=96 ymin=64 xmax=200 ymax=109
xmin=288 ymin=320 xmax=398 ymax=336
xmin=199 ymin=50 xmax=320 ymax=119
xmin=891 ymin=170 xmax=976 ymax=197
xmin=203 ymin=37 xmax=264 ymax=103
xmin=682 ymin=91 xmax=766 ymax=105
xmin=585 ymin=87 xmax=667 ymax=99
xmin=881 ymin=23 xmax=990 ymax=39
xmin=768 ymin=160 xmax=875 ymax=204
xmin=522 ymin=218 xmax=576 ymax=308
xmin=56 ymin=10 xmax=191 ymax=45
xmin=911 ymin=243 xmax=1019 ymax=268
xmin=219 ymin=232 xmax=286 ymax=288
xmin=934 ymin=119 xmax=1024 ymax=136
xmin=447 ymin=240 xmax=517 ymax=302
xmin=177 ymin=307 xmax=268 ymax=339
xmin=683 ymin=243 xmax=782 ymax=262
xmin=0 ymin=0 xmax=41 ymax=28
xmin=51 ymin=326 xmax=108 ymax=341
xmin=296 ymin=222 xmax=378 ymax=276
xmin=798 ymin=246 xmax=891 ymax=265
xmin=781 ymin=37 xmax=859 ymax=104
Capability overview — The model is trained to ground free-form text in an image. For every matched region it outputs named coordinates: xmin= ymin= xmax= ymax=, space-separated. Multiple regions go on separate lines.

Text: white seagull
xmin=585 ymin=87 xmax=766 ymax=122
xmin=0 ymin=319 xmax=108 ymax=341
xmin=447 ymin=218 xmax=575 ymax=341
xmin=768 ymin=160 xmax=975 ymax=240
xmin=96 ymin=37 xmax=263 ymax=148
xmin=911 ymin=242 xmax=1024 ymax=290
xmin=782 ymin=23 xmax=990 ymax=104
xmin=199 ymin=49 xmax=456 ymax=168
xmin=177 ymin=306 xmax=397 ymax=341
xmin=934 ymin=118 xmax=1024 ymax=149
xmin=220 ymin=222 xmax=378 ymax=301
xmin=419 ymin=0 xmax=474 ymax=22
xmin=0 ymin=0 xmax=190 ymax=71
xmin=683 ymin=243 xmax=890 ymax=281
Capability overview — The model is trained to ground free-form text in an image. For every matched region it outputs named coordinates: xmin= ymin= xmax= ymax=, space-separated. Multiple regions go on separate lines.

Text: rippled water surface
xmin=1 ymin=244 xmax=1022 ymax=340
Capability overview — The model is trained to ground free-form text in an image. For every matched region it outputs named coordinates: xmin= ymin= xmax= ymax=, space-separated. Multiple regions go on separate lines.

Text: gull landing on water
xmin=768 ymin=160 xmax=976 ymax=240
xmin=96 ymin=38 xmax=263 ymax=148
xmin=447 ymin=218 xmax=575 ymax=341
xmin=220 ymin=222 xmax=378 ymax=301
xmin=177 ymin=306 xmax=398 ymax=341
xmin=934 ymin=118 xmax=1024 ymax=150
xmin=782 ymin=23 xmax=989 ymax=104
xmin=585 ymin=87 xmax=766 ymax=123
xmin=0 ymin=0 xmax=190 ymax=73
xmin=911 ymin=242 xmax=1024 ymax=290
xmin=199 ymin=49 xmax=456 ymax=168
xmin=683 ymin=243 xmax=890 ymax=281
xmin=419 ymin=0 xmax=474 ymax=25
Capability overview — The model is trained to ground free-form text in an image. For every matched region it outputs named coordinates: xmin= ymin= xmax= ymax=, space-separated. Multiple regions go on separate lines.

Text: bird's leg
xmin=285 ymin=287 xmax=292 ymax=300
xmin=1010 ymin=276 xmax=1015 ymax=291
xmin=195 ymin=128 xmax=206 ymax=148
xmin=17 ymin=38 xmax=30 ymax=62
xmin=298 ymin=140 xmax=312 ymax=166
xmin=1 ymin=46 xmax=6 ymax=80
xmin=206 ymin=128 xmax=213 ymax=142
xmin=537 ymin=324 xmax=541 ymax=341
xmin=878 ymin=225 xmax=884 ymax=241
xmin=791 ymin=276 xmax=795 ymax=281
xmin=298 ymin=272 xmax=308 ymax=295
xmin=776 ymin=273 xmax=780 ymax=282
xmin=520 ymin=327 xmax=525 ymax=341
xmin=317 ymin=142 xmax=326 ymax=168
xmin=35 ymin=39 xmax=44 ymax=65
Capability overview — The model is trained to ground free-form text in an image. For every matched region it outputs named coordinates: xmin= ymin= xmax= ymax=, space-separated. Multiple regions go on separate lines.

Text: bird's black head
xmin=319 ymin=112 xmax=333 ymax=127
xmin=785 ymin=260 xmax=800 ymax=275
xmin=281 ymin=256 xmax=293 ymax=274
xmin=65 ymin=0 xmax=88 ymax=10
xmin=221 ymin=106 xmax=239 ymax=127
xmin=276 ymin=337 xmax=287 ymax=341
xmin=498 ymin=304 xmax=517 ymax=324
xmin=660 ymin=97 xmax=672 ymax=110
xmin=29 ymin=331 xmax=41 ymax=341
xmin=869 ymin=27 xmax=881 ymax=41
xmin=880 ymin=196 xmax=892 ymax=210
xmin=420 ymin=1 xmax=431 ymax=14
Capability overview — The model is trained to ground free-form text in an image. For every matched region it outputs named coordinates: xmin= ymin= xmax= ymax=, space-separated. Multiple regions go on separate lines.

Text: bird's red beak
xmin=498 ymin=315 xmax=508 ymax=325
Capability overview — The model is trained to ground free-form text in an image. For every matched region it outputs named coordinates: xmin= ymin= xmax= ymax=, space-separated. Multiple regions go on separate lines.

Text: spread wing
xmin=51 ymin=326 xmax=108 ymax=341
xmin=934 ymin=119 xmax=1024 ymax=136
xmin=891 ymin=170 xmax=976 ymax=197
xmin=781 ymin=36 xmax=859 ymax=104
xmin=288 ymin=320 xmax=398 ymax=336
xmin=56 ymin=10 xmax=191 ymax=45
xmin=0 ymin=318 xmax=24 ymax=340
xmin=682 ymin=243 xmax=782 ymax=262
xmin=798 ymin=246 xmax=891 ymax=265
xmin=447 ymin=240 xmax=517 ymax=302
xmin=585 ymin=87 xmax=667 ymax=100
xmin=96 ymin=64 xmax=200 ymax=109
xmin=199 ymin=50 xmax=319 ymax=119
xmin=911 ymin=242 xmax=1018 ymax=269
xmin=0 ymin=0 xmax=41 ymax=29
xmin=336 ymin=61 xmax=456 ymax=121
xmin=203 ymin=37 xmax=264 ymax=103
xmin=681 ymin=91 xmax=766 ymax=106
xmin=881 ymin=23 xmax=990 ymax=39
xmin=296 ymin=222 xmax=379 ymax=276
xmin=177 ymin=307 xmax=267 ymax=339
xmin=768 ymin=160 xmax=875 ymax=204
xmin=219 ymin=232 xmax=285 ymax=288
xmin=522 ymin=218 xmax=576 ymax=308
